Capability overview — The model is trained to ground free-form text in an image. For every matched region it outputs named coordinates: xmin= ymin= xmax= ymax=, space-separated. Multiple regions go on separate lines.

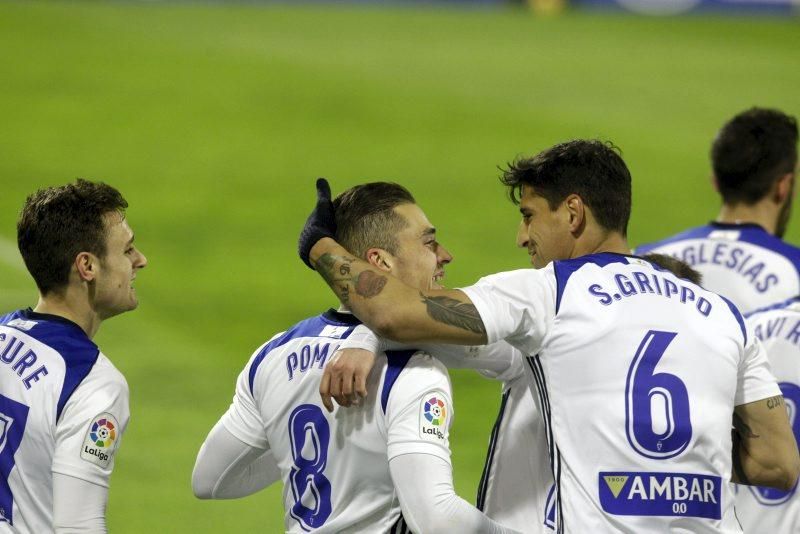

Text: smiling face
xmin=516 ymin=185 xmax=574 ymax=268
xmin=93 ymin=212 xmax=148 ymax=319
xmin=383 ymin=203 xmax=452 ymax=291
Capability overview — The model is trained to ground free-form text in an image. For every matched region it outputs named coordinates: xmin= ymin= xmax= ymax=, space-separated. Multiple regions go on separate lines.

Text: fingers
xmin=319 ymin=368 xmax=334 ymax=413
xmin=316 ymin=177 xmax=331 ymax=202
xmin=355 ymin=369 xmax=368 ymax=400
xmin=320 ymin=349 xmax=375 ymax=411
xmin=332 ymin=374 xmax=355 ymax=408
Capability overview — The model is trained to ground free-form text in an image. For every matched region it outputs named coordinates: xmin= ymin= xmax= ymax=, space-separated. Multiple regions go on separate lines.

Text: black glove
xmin=299 ymin=177 xmax=337 ymax=269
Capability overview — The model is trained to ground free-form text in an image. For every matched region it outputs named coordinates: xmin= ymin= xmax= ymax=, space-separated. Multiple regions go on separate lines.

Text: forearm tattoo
xmin=315 ymin=253 xmax=487 ymax=336
xmin=316 ymin=253 xmax=388 ymax=303
xmin=732 ymin=412 xmax=758 ymax=485
xmin=731 ymin=429 xmax=751 ymax=485
xmin=766 ymin=395 xmax=784 ymax=410
xmin=733 ymin=412 xmax=760 ymax=439
xmin=421 ymin=293 xmax=487 ymax=335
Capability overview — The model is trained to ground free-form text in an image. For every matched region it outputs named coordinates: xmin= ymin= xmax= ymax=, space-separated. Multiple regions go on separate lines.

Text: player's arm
xmin=312 ymin=237 xmax=486 ymax=345
xmin=320 ymin=329 xmax=522 ymax=411
xmin=52 ymin=362 xmax=129 ymax=533
xmin=299 ymin=179 xmax=487 ymax=346
xmin=53 ymin=473 xmax=108 ymax=533
xmin=731 ymin=335 xmax=800 ymax=489
xmin=193 ymin=344 xmax=282 ymax=498
xmin=390 ymin=453 xmax=521 ymax=534
xmin=384 ymin=354 xmax=520 ymax=534
xmin=732 ymin=396 xmax=800 ymax=490
xmin=192 ymin=421 xmax=279 ymax=499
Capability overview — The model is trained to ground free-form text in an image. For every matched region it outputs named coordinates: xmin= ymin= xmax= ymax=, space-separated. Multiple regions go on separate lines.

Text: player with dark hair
xmin=637 ymin=107 xmax=799 ymax=313
xmin=193 ymin=182 xmax=519 ymax=533
xmin=0 ymin=179 xmax=147 ymax=532
xmin=299 ymin=139 xmax=800 ymax=532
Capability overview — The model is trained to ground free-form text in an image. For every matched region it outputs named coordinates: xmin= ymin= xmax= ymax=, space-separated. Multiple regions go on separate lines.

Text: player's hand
xmin=298 ymin=177 xmax=337 ymax=269
xmin=319 ymin=348 xmax=377 ymax=412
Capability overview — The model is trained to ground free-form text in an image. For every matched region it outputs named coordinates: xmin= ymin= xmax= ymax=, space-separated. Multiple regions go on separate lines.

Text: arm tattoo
xmin=731 ymin=429 xmax=751 ymax=485
xmin=421 ymin=293 xmax=486 ymax=335
xmin=766 ymin=395 xmax=784 ymax=410
xmin=733 ymin=412 xmax=760 ymax=439
xmin=316 ymin=253 xmax=339 ymax=282
xmin=317 ymin=253 xmax=358 ymax=304
xmin=316 ymin=253 xmax=387 ymax=302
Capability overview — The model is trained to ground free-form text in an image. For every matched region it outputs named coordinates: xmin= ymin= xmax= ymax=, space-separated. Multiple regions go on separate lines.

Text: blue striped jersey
xmin=219 ymin=309 xmax=453 ymax=533
xmin=0 ymin=309 xmax=129 ymax=534
xmin=461 ymin=253 xmax=779 ymax=533
xmin=636 ymin=222 xmax=800 ymax=314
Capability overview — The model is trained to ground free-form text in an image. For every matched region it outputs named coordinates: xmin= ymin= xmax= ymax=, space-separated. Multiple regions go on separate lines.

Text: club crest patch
xmin=81 ymin=413 xmax=120 ymax=468
xmin=419 ymin=392 xmax=449 ymax=443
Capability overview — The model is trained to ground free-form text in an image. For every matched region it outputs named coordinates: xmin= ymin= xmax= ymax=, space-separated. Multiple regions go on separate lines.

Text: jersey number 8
xmin=288 ymin=404 xmax=332 ymax=530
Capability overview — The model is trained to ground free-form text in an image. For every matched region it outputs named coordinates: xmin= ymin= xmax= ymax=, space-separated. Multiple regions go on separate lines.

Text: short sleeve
xmin=52 ymin=355 xmax=130 ymax=488
xmin=220 ymin=344 xmax=270 ymax=449
xmin=459 ymin=267 xmax=556 ymax=355
xmin=735 ymin=333 xmax=781 ymax=406
xmin=423 ymin=341 xmax=525 ymax=382
xmin=385 ymin=353 xmax=454 ymax=464
xmin=337 ymin=324 xmax=382 ymax=352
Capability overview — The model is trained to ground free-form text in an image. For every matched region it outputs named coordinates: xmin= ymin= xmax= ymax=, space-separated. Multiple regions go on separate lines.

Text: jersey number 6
xmin=625 ymin=330 xmax=693 ymax=459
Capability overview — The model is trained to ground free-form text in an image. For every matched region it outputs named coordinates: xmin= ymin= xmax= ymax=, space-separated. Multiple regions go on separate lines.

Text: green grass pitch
xmin=0 ymin=1 xmax=797 ymax=531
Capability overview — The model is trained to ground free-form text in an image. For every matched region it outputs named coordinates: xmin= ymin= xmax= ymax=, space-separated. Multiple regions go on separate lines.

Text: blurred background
xmin=0 ymin=0 xmax=797 ymax=531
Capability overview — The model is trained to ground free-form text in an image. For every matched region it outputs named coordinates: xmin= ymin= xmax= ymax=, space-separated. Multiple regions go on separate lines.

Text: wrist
xmin=309 ymin=237 xmax=338 ymax=268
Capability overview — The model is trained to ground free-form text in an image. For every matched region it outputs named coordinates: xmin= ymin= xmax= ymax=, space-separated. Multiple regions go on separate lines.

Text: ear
xmin=774 ymin=172 xmax=795 ymax=205
xmin=564 ymin=194 xmax=585 ymax=233
xmin=365 ymin=248 xmax=394 ymax=273
xmin=75 ymin=252 xmax=98 ymax=283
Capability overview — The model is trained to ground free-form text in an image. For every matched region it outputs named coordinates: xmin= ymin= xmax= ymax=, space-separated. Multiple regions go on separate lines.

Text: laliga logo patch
xmin=424 ymin=397 xmax=446 ymax=426
xmin=420 ymin=394 xmax=448 ymax=442
xmin=90 ymin=417 xmax=117 ymax=447
xmin=81 ymin=413 xmax=120 ymax=468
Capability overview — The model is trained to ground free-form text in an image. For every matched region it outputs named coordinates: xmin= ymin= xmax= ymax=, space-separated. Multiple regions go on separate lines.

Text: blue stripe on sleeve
xmin=381 ymin=350 xmax=417 ymax=414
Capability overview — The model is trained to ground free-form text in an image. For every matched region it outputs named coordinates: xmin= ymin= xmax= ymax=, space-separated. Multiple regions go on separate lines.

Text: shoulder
xmin=380 ymin=350 xmax=451 ymax=414
xmin=246 ymin=310 xmax=361 ymax=374
xmin=552 ymin=253 xmax=636 ymax=312
xmin=740 ymin=230 xmax=800 ymax=266
xmin=746 ymin=297 xmax=800 ymax=322
xmin=70 ymin=353 xmax=129 ymax=403
xmin=463 ymin=266 xmax=557 ymax=308
xmin=635 ymin=225 xmax=712 ymax=254
xmin=473 ymin=266 xmax=555 ymax=288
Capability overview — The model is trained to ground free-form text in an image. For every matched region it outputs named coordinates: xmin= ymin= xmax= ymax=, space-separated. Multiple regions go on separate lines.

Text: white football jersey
xmin=477 ymin=372 xmax=554 ymax=533
xmin=221 ymin=309 xmax=454 ymax=533
xmin=735 ymin=298 xmax=800 ymax=533
xmin=461 ymin=253 xmax=780 ymax=533
xmin=0 ymin=309 xmax=129 ymax=534
xmin=636 ymin=222 xmax=800 ymax=314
